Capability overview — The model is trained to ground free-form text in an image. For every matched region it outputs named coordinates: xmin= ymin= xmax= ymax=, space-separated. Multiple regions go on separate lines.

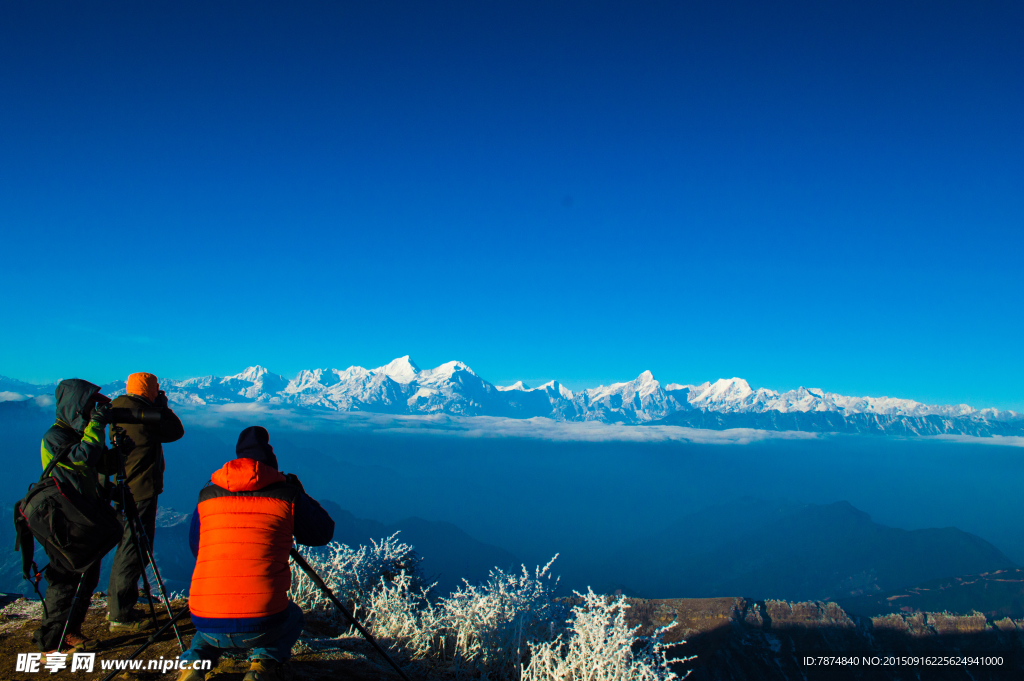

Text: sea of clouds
xmin=175 ymin=403 xmax=822 ymax=445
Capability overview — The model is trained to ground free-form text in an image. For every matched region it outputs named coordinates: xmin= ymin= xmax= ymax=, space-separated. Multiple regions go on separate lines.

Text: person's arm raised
xmin=293 ymin=492 xmax=335 ymax=547
xmin=155 ymin=392 xmax=185 ymax=443
xmin=188 ymin=506 xmax=201 ymax=558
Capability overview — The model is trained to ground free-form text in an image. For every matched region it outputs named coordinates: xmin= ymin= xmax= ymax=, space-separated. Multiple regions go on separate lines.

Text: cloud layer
xmin=922 ymin=434 xmax=1024 ymax=448
xmin=177 ymin=404 xmax=820 ymax=445
xmin=0 ymin=392 xmax=54 ymax=406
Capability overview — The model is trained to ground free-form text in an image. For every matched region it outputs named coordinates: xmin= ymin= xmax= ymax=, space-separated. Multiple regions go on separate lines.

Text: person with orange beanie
xmin=106 ymin=372 xmax=185 ymax=631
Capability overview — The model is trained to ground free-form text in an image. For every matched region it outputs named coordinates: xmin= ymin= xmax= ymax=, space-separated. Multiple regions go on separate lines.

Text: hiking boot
xmin=175 ymin=667 xmax=207 ymax=681
xmin=243 ymin=659 xmax=286 ymax=681
xmin=44 ymin=629 xmax=99 ymax=653
xmin=107 ymin=612 xmax=155 ymax=632
xmin=64 ymin=630 xmax=99 ymax=651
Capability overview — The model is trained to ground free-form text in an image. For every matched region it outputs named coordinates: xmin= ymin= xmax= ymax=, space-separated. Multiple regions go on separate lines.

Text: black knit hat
xmin=236 ymin=426 xmax=279 ymax=470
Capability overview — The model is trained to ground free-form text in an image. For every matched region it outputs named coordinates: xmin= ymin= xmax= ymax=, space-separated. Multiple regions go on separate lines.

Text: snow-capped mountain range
xmin=2 ymin=357 xmax=1020 ymax=437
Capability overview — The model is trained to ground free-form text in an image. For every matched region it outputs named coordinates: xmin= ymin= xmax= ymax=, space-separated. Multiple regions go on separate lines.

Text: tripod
xmin=100 ymin=607 xmax=190 ymax=681
xmin=109 ymin=427 xmax=185 ymax=651
xmin=52 ymin=563 xmax=96 ymax=654
xmin=290 ymin=549 xmax=412 ymax=681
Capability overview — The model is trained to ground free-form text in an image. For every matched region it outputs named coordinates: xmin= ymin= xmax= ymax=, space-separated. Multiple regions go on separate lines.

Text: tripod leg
xmin=289 ymin=549 xmax=413 ymax=681
xmin=127 ymin=507 xmax=185 ymax=651
xmin=110 ymin=434 xmax=185 ymax=650
xmin=99 ymin=607 xmax=190 ymax=681
xmin=56 ymin=571 xmax=88 ymax=653
xmin=138 ymin=540 xmax=185 ymax=651
xmin=128 ymin=513 xmax=160 ymax=623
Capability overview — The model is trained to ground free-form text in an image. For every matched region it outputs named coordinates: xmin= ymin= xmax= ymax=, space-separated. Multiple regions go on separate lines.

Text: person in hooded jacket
xmin=33 ymin=378 xmax=116 ymax=652
xmin=176 ymin=426 xmax=335 ymax=681
xmin=106 ymin=371 xmax=185 ymax=631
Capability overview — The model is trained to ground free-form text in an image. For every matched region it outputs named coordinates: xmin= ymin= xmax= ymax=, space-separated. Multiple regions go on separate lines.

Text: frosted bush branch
xmin=289 ymin=535 xmax=690 ymax=681
xmin=288 ymin=532 xmax=423 ymax=626
xmin=363 ymin=554 xmax=565 ymax=680
xmin=521 ymin=589 xmax=691 ymax=681
xmin=365 ymin=569 xmax=440 ymax=658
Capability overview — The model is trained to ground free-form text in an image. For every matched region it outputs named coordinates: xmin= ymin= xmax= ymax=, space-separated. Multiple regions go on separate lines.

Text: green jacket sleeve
xmin=73 ymin=419 xmax=108 ymax=467
xmin=41 ymin=420 xmax=107 ymax=472
xmin=40 ymin=420 xmax=110 ymax=498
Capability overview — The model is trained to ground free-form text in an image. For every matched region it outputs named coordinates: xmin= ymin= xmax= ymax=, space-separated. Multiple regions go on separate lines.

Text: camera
xmin=108 ymin=407 xmax=162 ymax=425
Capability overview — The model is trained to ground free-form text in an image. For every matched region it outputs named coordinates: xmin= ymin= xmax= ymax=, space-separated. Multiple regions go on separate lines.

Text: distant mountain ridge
xmin=2 ymin=357 xmax=1021 ymax=436
xmin=838 ymin=567 xmax=1024 ymax=620
xmin=597 ymin=499 xmax=1019 ymax=602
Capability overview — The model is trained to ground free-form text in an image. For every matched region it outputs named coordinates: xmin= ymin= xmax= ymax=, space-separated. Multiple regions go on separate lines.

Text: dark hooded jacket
xmin=41 ymin=379 xmax=114 ymax=499
xmin=109 ymin=393 xmax=184 ymax=502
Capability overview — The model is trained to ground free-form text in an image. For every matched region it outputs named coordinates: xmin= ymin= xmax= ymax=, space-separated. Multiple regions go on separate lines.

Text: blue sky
xmin=1 ymin=1 xmax=1022 ymax=410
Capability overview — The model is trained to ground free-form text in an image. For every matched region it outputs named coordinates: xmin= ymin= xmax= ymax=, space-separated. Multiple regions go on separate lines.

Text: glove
xmin=90 ymin=403 xmax=112 ymax=425
xmin=284 ymin=473 xmax=305 ymax=492
xmin=155 ymin=390 xmax=169 ymax=410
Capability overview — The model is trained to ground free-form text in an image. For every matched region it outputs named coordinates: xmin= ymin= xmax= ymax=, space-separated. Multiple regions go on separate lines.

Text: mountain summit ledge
xmin=2 ymin=592 xmax=1022 ymax=680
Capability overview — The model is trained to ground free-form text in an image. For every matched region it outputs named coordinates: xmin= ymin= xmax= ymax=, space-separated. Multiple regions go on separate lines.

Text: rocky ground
xmin=3 ymin=593 xmax=1024 ymax=680
xmin=628 ymin=597 xmax=1024 ymax=680
xmin=0 ymin=594 xmax=408 ymax=681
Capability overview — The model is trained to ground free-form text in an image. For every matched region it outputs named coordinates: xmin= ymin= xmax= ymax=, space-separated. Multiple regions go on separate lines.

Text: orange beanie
xmin=126 ymin=372 xmax=159 ymax=402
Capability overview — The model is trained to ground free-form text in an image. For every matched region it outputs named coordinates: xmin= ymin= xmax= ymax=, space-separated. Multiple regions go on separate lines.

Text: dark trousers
xmin=107 ymin=496 xmax=158 ymax=622
xmin=33 ymin=560 xmax=101 ymax=651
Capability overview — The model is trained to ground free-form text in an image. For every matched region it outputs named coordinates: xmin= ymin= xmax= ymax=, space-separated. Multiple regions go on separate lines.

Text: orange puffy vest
xmin=188 ymin=458 xmax=299 ymax=623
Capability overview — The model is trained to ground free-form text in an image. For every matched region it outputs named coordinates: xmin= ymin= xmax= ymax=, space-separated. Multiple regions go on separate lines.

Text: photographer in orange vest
xmin=177 ymin=426 xmax=335 ymax=681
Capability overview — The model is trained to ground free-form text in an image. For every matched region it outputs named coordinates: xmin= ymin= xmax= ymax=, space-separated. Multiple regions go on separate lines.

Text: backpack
xmin=13 ymin=443 xmax=123 ymax=582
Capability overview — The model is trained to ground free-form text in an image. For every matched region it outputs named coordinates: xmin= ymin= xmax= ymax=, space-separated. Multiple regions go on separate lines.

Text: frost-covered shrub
xmin=433 ymin=557 xmax=564 ymax=678
xmin=447 ymin=559 xmax=561 ymax=676
xmin=365 ymin=555 xmax=564 ymax=680
xmin=291 ymin=536 xmax=690 ymax=681
xmin=521 ymin=589 xmax=690 ymax=681
xmin=364 ymin=568 xmax=440 ymax=657
xmin=289 ymin=533 xmax=423 ymax=625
